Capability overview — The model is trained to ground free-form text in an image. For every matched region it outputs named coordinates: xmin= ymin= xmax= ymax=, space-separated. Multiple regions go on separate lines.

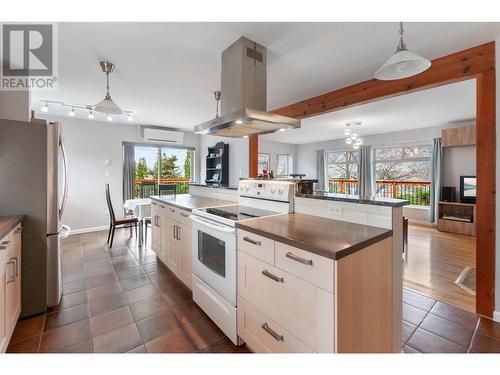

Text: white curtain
xmin=316 ymin=150 xmax=328 ymax=192
xmin=430 ymin=138 xmax=443 ymax=223
xmin=359 ymin=145 xmax=374 ymax=198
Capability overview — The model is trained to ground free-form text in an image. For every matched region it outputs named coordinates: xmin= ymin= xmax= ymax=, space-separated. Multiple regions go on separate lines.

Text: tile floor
xmin=6 ymin=229 xmax=500 ymax=353
xmin=7 ymin=229 xmax=249 ymax=353
xmin=402 ymin=289 xmax=500 ymax=353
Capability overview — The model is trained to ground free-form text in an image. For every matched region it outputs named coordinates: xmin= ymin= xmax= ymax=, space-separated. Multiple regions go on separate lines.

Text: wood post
xmin=249 ymin=135 xmax=258 ymax=178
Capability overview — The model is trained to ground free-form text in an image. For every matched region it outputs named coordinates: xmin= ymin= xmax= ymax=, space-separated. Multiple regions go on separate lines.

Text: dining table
xmin=123 ymin=198 xmax=151 ymax=246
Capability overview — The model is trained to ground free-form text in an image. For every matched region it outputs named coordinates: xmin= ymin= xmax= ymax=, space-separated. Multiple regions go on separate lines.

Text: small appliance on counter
xmin=189 ymin=179 xmax=295 ymax=345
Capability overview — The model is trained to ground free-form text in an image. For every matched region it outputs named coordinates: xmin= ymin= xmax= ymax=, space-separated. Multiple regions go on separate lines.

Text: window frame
xmin=276 ymin=153 xmax=292 ymax=177
xmin=326 ymin=149 xmax=360 ymax=180
xmin=374 ymin=143 xmax=432 ymax=181
xmin=258 ymin=153 xmax=271 ymax=175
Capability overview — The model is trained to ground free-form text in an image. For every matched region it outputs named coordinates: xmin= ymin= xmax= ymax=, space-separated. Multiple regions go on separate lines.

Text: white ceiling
xmin=34 ymin=22 xmax=499 ymax=129
xmin=261 ymin=79 xmax=476 ymax=144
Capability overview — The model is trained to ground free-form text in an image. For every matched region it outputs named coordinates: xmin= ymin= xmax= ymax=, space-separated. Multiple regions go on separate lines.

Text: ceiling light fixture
xmin=68 ymin=107 xmax=75 ymax=117
xmin=374 ymin=22 xmax=431 ymax=81
xmin=88 ymin=109 xmax=95 ymax=119
xmin=235 ymin=119 xmax=243 ymax=124
xmin=344 ymin=121 xmax=364 ymax=149
xmin=94 ymin=61 xmax=123 ymax=115
xmin=106 ymin=114 xmax=112 ymax=122
xmin=127 ymin=113 xmax=133 ymax=122
xmin=41 ymin=102 xmax=49 ymax=113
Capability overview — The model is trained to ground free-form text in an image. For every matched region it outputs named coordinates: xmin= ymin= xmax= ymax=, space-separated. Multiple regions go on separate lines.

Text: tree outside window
xmin=327 ymin=150 xmax=360 ymax=194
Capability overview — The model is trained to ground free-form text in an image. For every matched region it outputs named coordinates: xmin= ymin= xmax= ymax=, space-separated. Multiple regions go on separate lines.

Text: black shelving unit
xmin=205 ymin=142 xmax=229 ymax=186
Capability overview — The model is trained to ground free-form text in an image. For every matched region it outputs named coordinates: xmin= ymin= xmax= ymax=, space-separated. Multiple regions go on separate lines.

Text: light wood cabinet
xmin=0 ymin=223 xmax=22 ymax=353
xmin=150 ymin=200 xmax=192 ymax=289
xmin=442 ymin=126 xmax=476 ymax=147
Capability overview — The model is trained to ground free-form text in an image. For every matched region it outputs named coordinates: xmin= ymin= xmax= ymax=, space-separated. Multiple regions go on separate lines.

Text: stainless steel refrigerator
xmin=0 ymin=118 xmax=70 ymax=317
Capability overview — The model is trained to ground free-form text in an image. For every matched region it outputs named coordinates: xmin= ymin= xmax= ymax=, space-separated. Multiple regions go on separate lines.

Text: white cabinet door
xmin=151 ymin=205 xmax=160 ymax=255
xmin=165 ymin=217 xmax=179 ymax=274
xmin=177 ymin=223 xmax=192 ymax=289
xmin=238 ymin=251 xmax=334 ymax=352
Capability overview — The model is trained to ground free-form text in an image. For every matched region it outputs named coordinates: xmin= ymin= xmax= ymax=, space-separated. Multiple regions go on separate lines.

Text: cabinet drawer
xmin=238 ymin=251 xmax=334 ymax=352
xmin=172 ymin=208 xmax=191 ymax=227
xmin=0 ymin=230 xmax=13 ymax=264
xmin=237 ymin=296 xmax=313 ymax=353
xmin=275 ymin=242 xmax=334 ymax=293
xmin=237 ymin=229 xmax=274 ymax=265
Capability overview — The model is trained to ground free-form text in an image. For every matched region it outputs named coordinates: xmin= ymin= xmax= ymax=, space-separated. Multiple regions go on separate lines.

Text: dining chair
xmin=105 ymin=184 xmax=138 ymax=248
xmin=144 ymin=217 xmax=151 ymax=244
xmin=141 ymin=181 xmax=157 ymax=198
xmin=158 ymin=183 xmax=177 ymax=196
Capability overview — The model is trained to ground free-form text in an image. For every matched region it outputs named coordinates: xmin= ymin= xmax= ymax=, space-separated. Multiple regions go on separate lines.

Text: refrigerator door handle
xmin=59 ymin=135 xmax=69 ymax=220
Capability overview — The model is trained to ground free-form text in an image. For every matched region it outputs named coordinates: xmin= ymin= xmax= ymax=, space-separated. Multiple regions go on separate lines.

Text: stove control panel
xmin=238 ymin=180 xmax=294 ymax=202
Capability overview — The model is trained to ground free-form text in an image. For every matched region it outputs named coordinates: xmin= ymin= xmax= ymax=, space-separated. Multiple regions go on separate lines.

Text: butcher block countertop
xmin=235 ymin=213 xmax=392 ymax=260
xmin=0 ymin=216 xmax=23 ymax=240
xmin=150 ymin=194 xmax=234 ymax=212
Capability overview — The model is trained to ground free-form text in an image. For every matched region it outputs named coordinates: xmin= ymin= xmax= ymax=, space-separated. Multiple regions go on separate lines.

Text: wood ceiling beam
xmin=271 ymin=42 xmax=495 ymax=119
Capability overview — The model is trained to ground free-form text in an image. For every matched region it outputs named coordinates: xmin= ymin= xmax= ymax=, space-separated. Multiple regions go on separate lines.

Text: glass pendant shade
xmin=95 ymin=96 xmax=123 ymax=114
xmin=375 ymin=49 xmax=431 ymax=80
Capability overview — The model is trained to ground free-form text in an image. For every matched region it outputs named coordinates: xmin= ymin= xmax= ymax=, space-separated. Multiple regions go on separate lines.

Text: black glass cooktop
xmin=199 ymin=205 xmax=279 ymax=221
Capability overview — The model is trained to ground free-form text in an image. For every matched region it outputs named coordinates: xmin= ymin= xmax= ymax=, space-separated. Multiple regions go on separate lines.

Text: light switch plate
xmin=327 ymin=206 xmax=343 ymax=217
xmin=104 ymin=159 xmax=111 ymax=166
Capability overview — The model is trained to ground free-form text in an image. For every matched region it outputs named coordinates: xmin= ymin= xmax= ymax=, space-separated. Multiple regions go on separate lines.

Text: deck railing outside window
xmin=133 ymin=179 xmax=190 ymax=198
xmin=328 ymin=179 xmax=431 ymax=206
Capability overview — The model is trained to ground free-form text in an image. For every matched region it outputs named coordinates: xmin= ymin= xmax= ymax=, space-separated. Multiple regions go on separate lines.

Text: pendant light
xmin=374 ymin=22 xmax=431 ymax=81
xmin=94 ymin=61 xmax=123 ymax=114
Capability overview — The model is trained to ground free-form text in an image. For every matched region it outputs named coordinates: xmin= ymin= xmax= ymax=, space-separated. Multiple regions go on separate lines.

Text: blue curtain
xmin=359 ymin=145 xmax=374 ymax=198
xmin=430 ymin=138 xmax=443 ymax=223
xmin=316 ymin=150 xmax=328 ymax=192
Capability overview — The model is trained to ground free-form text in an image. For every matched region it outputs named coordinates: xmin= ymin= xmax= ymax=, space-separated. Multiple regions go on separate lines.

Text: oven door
xmin=190 ymin=215 xmax=237 ymax=306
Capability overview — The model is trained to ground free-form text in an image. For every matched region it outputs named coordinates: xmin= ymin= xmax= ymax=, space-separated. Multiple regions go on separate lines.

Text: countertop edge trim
xmin=0 ymin=215 xmax=24 ymax=240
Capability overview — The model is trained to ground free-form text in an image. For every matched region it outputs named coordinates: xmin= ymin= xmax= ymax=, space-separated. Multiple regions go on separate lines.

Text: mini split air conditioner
xmin=142 ymin=127 xmax=184 ymax=144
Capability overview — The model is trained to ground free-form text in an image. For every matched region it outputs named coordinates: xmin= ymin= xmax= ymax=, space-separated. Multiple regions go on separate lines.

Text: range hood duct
xmin=193 ymin=37 xmax=300 ymax=137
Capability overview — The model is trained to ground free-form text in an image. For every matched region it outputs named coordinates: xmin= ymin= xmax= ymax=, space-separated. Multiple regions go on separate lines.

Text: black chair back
xmin=105 ymin=184 xmax=116 ymax=222
xmin=141 ymin=181 xmax=156 ymax=198
xmin=158 ymin=183 xmax=177 ymax=196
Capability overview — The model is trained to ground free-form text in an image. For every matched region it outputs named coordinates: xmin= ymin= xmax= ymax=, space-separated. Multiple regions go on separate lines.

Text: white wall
xmin=295 ymin=121 xmax=476 ymax=179
xmin=259 ymin=140 xmax=298 ymax=175
xmin=38 ymin=115 xmax=201 ymax=231
xmin=443 ymin=145 xmax=476 ymax=188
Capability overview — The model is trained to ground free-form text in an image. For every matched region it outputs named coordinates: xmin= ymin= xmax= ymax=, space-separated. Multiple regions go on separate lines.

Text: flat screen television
xmin=460 ymin=176 xmax=476 ymax=203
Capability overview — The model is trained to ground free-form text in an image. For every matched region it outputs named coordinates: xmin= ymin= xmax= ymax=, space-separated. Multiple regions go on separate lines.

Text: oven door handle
xmin=190 ymin=215 xmax=235 ymax=234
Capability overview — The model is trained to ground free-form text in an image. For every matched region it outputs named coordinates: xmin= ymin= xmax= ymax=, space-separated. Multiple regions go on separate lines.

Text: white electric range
xmin=190 ymin=179 xmax=295 ymax=345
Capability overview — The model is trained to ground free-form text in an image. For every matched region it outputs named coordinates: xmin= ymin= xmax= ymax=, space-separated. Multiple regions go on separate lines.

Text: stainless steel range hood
xmin=194 ymin=37 xmax=300 ymax=137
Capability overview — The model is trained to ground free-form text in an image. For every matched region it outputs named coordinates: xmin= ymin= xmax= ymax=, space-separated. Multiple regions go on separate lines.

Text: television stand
xmin=437 ymin=201 xmax=476 ymax=236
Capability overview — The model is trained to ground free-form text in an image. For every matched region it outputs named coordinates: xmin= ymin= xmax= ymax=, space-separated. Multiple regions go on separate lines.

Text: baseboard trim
xmin=493 ymin=310 xmax=500 ymax=323
xmin=69 ymin=226 xmax=109 ymax=235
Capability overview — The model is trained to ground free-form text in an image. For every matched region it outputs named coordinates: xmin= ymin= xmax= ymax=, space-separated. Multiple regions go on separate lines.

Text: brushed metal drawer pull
xmin=168 ymin=208 xmax=175 ymax=212
xmin=285 ymin=252 xmax=313 ymax=265
xmin=180 ymin=212 xmax=189 ymax=217
xmin=261 ymin=323 xmax=284 ymax=342
xmin=262 ymin=270 xmax=284 ymax=283
xmin=0 ymin=240 xmax=10 ymax=250
xmin=159 ymin=205 xmax=166 ymax=209
xmin=243 ymin=236 xmax=261 ymax=246
xmin=15 ymin=227 xmax=23 ymax=233
xmin=173 ymin=225 xmax=178 ymax=239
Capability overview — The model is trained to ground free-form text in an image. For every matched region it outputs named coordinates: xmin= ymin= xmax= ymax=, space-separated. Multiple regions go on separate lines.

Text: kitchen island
xmin=235 ymin=212 xmax=399 ymax=353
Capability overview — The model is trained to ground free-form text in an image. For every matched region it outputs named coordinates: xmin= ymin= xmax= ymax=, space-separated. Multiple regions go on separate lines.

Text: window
xmin=133 ymin=145 xmax=194 ymax=198
xmin=258 ymin=153 xmax=270 ymax=175
xmin=375 ymin=145 xmax=432 ymax=205
xmin=327 ymin=150 xmax=359 ymax=194
xmin=276 ymin=154 xmax=291 ymax=177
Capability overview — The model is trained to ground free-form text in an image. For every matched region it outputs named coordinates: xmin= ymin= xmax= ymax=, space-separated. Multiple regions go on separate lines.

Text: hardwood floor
xmin=403 ymin=223 xmax=476 ymax=313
